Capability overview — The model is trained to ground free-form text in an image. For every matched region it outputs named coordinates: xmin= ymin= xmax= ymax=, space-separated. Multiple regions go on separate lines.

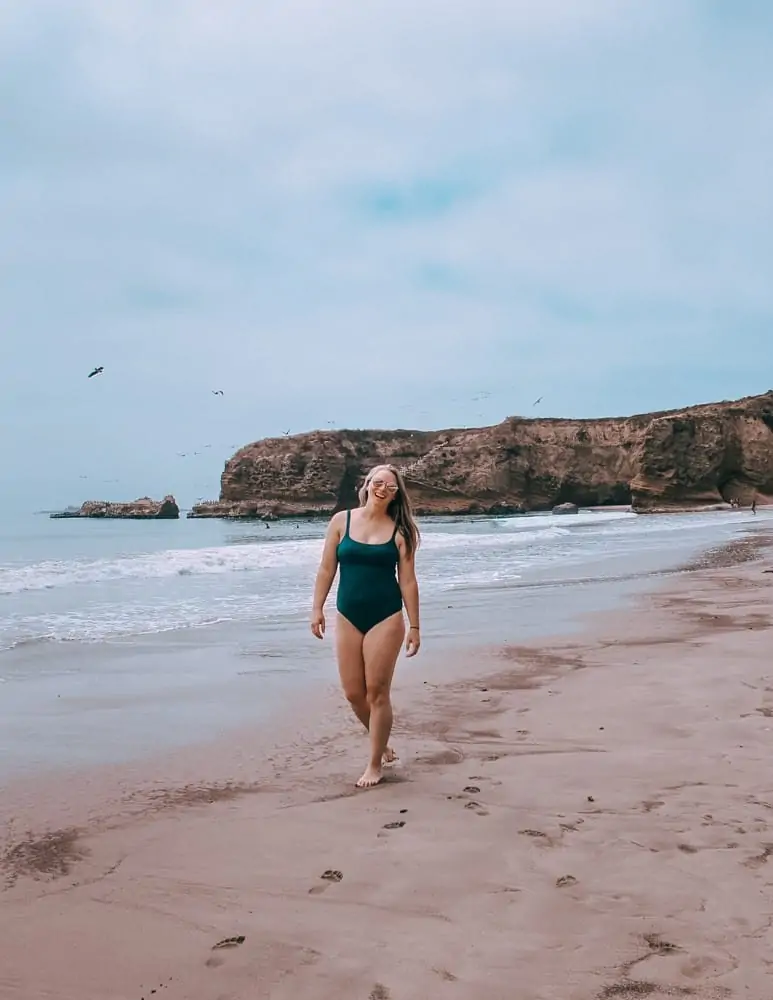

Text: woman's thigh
xmin=362 ymin=612 xmax=405 ymax=696
xmin=335 ymin=613 xmax=366 ymax=700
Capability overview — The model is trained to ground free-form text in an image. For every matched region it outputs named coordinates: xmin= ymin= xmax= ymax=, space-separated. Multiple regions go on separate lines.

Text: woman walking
xmin=310 ymin=464 xmax=421 ymax=788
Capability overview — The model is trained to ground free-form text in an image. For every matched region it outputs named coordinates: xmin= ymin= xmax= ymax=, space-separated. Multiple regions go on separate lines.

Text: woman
xmin=310 ymin=464 xmax=421 ymax=788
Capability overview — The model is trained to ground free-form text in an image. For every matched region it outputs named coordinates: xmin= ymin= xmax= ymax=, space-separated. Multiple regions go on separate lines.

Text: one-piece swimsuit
xmin=336 ymin=510 xmax=402 ymax=634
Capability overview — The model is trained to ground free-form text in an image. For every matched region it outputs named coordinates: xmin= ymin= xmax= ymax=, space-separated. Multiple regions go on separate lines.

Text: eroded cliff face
xmin=189 ymin=392 xmax=773 ymax=518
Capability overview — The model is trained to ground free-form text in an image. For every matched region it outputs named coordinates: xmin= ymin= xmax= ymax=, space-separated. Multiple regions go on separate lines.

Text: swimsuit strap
xmin=345 ymin=509 xmax=351 ymax=537
xmin=391 ymin=519 xmax=399 ymax=541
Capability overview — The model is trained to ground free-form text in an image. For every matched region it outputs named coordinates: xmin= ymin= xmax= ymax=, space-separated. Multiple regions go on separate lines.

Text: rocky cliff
xmin=51 ymin=496 xmax=180 ymax=519
xmin=189 ymin=392 xmax=773 ymax=519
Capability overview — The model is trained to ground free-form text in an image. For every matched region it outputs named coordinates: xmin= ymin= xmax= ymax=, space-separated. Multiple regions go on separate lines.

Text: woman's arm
xmin=397 ymin=537 xmax=421 ymax=656
xmin=310 ymin=511 xmax=344 ymax=638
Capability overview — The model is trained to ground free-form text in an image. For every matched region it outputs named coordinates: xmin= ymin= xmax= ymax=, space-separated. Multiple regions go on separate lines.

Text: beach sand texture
xmin=1 ymin=533 xmax=772 ymax=999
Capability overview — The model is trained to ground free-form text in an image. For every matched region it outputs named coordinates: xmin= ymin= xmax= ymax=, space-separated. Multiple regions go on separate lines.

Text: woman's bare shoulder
xmin=328 ymin=509 xmax=346 ymax=532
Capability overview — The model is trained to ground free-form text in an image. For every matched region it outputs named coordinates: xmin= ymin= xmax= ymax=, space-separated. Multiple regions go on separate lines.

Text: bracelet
xmin=409 ymin=625 xmax=420 ymax=630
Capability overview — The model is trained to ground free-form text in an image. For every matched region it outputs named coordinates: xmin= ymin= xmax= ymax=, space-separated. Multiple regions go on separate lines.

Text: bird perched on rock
xmin=88 ymin=366 xmax=104 ymax=378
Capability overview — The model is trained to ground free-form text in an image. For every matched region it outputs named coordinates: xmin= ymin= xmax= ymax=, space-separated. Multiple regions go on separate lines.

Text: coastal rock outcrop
xmin=51 ymin=496 xmax=180 ymax=519
xmin=552 ymin=503 xmax=579 ymax=515
xmin=188 ymin=392 xmax=773 ymax=518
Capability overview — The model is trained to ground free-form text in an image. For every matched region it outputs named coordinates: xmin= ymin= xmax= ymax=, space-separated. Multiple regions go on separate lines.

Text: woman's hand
xmin=310 ymin=608 xmax=326 ymax=640
xmin=405 ymin=626 xmax=420 ymax=657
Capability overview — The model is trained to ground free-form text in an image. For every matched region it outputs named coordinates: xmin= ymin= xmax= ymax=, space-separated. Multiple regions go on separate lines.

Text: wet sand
xmin=1 ymin=531 xmax=773 ymax=999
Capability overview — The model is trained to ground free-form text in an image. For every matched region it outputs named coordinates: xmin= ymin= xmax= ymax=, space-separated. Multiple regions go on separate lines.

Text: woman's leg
xmin=335 ymin=614 xmax=368 ymax=729
xmin=358 ymin=612 xmax=405 ymax=788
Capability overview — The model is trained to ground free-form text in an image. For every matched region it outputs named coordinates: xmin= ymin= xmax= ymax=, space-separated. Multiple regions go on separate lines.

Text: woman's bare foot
xmin=356 ymin=764 xmax=383 ymax=788
xmin=382 ymin=746 xmax=398 ymax=766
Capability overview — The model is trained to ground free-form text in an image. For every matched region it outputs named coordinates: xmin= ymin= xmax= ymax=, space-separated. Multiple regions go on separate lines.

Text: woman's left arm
xmin=397 ymin=538 xmax=421 ymax=657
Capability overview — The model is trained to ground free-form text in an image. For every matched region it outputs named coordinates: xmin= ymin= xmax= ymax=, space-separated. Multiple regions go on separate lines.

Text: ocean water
xmin=0 ymin=507 xmax=767 ymax=777
xmin=0 ymin=507 xmax=764 ymax=650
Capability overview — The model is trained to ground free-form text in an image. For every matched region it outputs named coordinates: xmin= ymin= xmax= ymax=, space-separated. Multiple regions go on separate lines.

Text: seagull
xmin=283 ymin=429 xmax=291 ymax=437
xmin=87 ymin=366 xmax=104 ymax=378
xmin=533 ymin=396 xmax=543 ymax=407
xmin=212 ymin=390 xmax=224 ymax=396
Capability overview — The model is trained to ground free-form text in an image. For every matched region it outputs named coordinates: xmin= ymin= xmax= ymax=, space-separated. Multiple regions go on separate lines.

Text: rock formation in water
xmin=51 ymin=496 xmax=180 ymax=519
xmin=187 ymin=392 xmax=773 ymax=519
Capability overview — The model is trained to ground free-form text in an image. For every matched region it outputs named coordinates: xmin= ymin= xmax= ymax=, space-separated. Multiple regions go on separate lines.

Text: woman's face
xmin=367 ymin=467 xmax=399 ymax=506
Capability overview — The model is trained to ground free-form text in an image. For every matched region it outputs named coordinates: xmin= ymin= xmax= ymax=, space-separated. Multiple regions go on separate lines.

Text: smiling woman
xmin=310 ymin=464 xmax=421 ymax=788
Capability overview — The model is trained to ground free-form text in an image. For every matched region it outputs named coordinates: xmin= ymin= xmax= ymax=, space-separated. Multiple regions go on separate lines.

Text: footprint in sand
xmin=369 ymin=984 xmax=391 ymax=1000
xmin=642 ymin=933 xmax=680 ymax=956
xmin=309 ymin=870 xmax=343 ymax=894
xmin=139 ymin=982 xmax=174 ymax=999
xmin=743 ymin=844 xmax=773 ymax=869
xmin=467 ymin=774 xmax=503 ymax=787
xmin=559 ymin=821 xmax=583 ymax=834
xmin=377 ymin=820 xmax=407 ymax=838
xmin=555 ymin=875 xmax=578 ymax=888
xmin=212 ymin=936 xmax=246 ymax=950
xmin=464 ymin=801 xmax=489 ymax=816
xmin=463 ymin=786 xmax=481 ymax=794
xmin=205 ymin=936 xmax=246 ymax=969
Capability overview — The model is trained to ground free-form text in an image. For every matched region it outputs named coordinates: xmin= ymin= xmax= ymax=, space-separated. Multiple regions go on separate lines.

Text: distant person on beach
xmin=752 ymin=498 xmax=757 ymax=514
xmin=310 ymin=465 xmax=421 ymax=788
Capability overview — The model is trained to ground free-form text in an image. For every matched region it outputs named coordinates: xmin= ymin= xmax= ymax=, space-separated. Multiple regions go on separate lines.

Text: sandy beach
xmin=2 ymin=530 xmax=773 ymax=999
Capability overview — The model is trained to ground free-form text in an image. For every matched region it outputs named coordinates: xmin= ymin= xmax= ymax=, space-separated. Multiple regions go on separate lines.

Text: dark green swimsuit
xmin=336 ymin=510 xmax=403 ymax=634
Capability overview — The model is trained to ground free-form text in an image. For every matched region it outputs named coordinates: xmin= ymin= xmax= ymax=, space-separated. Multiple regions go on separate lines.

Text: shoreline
xmin=187 ymin=501 xmax=769 ymax=521
xmin=1 ymin=517 xmax=764 ymax=785
xmin=41 ymin=502 xmax=770 ymax=523
xmin=1 ymin=528 xmax=772 ymax=997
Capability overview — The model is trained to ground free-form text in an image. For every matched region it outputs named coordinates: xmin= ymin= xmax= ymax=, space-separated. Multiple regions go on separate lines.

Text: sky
xmin=2 ymin=1 xmax=772 ymax=510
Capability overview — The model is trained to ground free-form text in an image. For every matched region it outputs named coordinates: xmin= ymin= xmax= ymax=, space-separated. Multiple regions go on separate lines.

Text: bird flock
xmin=82 ymin=365 xmax=546 ymax=487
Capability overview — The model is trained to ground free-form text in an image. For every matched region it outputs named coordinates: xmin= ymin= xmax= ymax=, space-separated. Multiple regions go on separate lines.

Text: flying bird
xmin=212 ymin=390 xmax=224 ymax=396
xmin=283 ymin=429 xmax=291 ymax=437
xmin=87 ymin=366 xmax=104 ymax=378
xmin=533 ymin=396 xmax=543 ymax=407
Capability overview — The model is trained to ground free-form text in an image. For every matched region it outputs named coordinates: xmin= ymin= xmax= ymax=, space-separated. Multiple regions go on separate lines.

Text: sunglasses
xmin=370 ymin=478 xmax=399 ymax=493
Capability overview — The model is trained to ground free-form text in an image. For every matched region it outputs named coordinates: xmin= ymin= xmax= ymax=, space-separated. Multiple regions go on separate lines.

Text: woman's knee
xmin=366 ymin=685 xmax=391 ymax=709
xmin=343 ymin=685 xmax=367 ymax=709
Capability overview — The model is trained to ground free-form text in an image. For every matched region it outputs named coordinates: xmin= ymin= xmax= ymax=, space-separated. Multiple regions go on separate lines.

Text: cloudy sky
xmin=2 ymin=1 xmax=772 ymax=509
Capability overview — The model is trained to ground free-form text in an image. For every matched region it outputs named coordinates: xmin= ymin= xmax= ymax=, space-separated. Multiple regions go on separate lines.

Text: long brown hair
xmin=358 ymin=464 xmax=421 ymax=556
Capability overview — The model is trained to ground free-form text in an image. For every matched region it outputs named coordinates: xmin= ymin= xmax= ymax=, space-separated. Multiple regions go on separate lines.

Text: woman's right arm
xmin=310 ymin=511 xmax=344 ymax=639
